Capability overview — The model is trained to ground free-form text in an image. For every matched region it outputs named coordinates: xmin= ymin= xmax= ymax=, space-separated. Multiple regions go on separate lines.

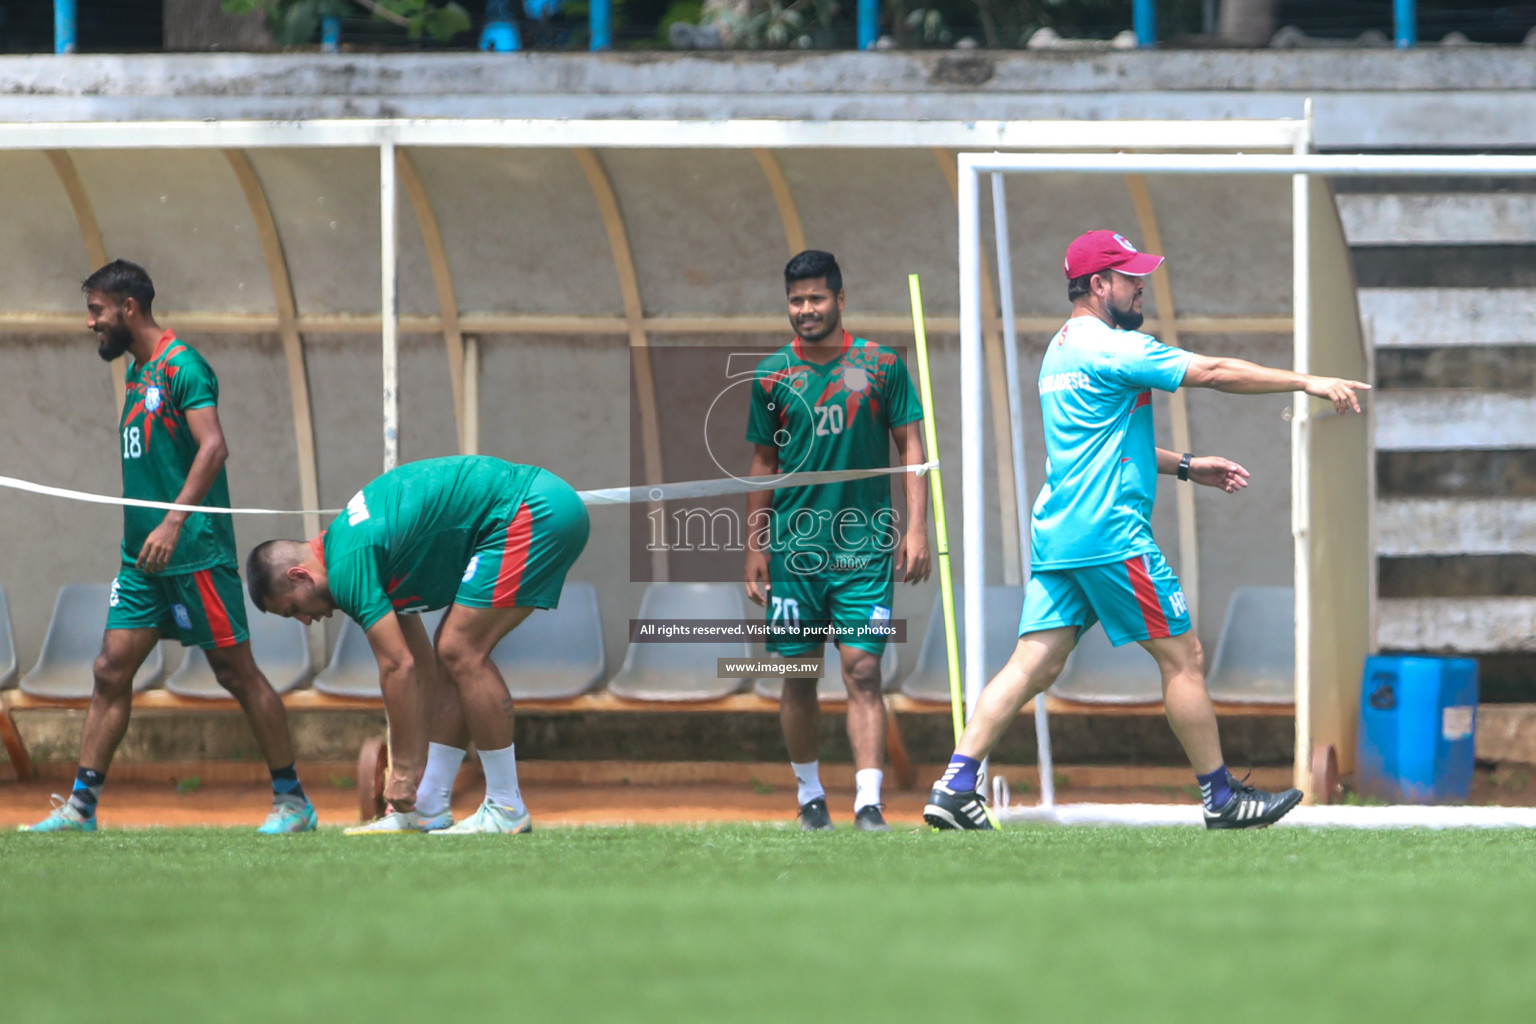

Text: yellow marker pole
xmin=908 ymin=274 xmax=966 ymax=745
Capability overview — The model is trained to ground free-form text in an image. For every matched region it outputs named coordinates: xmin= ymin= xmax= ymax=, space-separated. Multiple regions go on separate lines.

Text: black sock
xmin=68 ymin=767 xmax=106 ymax=819
xmin=270 ymin=763 xmax=307 ymax=804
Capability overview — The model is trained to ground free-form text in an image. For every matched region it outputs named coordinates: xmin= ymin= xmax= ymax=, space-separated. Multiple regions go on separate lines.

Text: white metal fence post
xmin=381 ymin=140 xmax=400 ymax=473
xmin=991 ymin=172 xmax=1053 ymax=809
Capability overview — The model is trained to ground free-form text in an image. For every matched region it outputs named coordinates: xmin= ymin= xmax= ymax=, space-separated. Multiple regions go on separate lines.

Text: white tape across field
xmin=0 ymin=461 xmax=937 ymax=516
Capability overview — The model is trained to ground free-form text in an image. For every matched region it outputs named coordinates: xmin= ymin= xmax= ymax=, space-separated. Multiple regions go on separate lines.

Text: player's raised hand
xmin=1189 ymin=456 xmax=1250 ymax=494
xmin=1304 ymin=375 xmax=1371 ymax=414
xmin=898 ymin=531 xmax=932 ymax=585
xmin=744 ymin=547 xmax=770 ymax=606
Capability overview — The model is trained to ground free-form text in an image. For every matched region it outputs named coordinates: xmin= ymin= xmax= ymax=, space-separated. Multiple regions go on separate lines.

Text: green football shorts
xmin=764 ymin=553 xmax=895 ymax=658
xmin=455 ymin=468 xmax=591 ymax=611
xmin=106 ymin=563 xmax=250 ymax=650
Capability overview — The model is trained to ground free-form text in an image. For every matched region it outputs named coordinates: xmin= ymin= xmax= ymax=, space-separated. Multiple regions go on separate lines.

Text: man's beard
xmin=796 ymin=312 xmax=840 ymax=343
xmin=96 ymin=326 xmax=133 ymax=362
xmin=1108 ymin=303 xmax=1144 ymax=332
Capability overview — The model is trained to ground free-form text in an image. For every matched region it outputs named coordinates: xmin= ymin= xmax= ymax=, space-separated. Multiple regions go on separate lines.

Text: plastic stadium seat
xmin=1050 ymin=623 xmax=1161 ymax=705
xmin=607 ymin=583 xmax=752 ymax=702
xmin=1205 ymin=586 xmax=1295 ymax=705
xmin=897 ymin=587 xmax=1027 ymax=703
xmin=490 ymin=582 xmax=606 ymax=700
xmin=313 ymin=608 xmax=445 ymax=699
xmin=166 ymin=595 xmax=314 ymax=699
xmin=313 ymin=591 xmax=606 ymax=702
xmin=753 ymin=642 xmax=900 ymax=702
xmin=19 ymin=583 xmax=164 ymax=699
xmin=0 ymin=584 xmax=17 ymax=690
xmin=311 ymin=617 xmax=377 ymax=698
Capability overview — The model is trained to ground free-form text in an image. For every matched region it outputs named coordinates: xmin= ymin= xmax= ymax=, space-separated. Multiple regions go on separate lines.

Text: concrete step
xmin=1376 ymin=389 xmax=1536 ymax=450
xmin=1379 ymin=597 xmax=1536 ymax=653
xmin=1359 ymin=288 xmax=1536 ymax=347
xmin=1339 ymin=193 xmax=1536 ymax=245
xmin=1377 ymin=498 xmax=1536 ymax=556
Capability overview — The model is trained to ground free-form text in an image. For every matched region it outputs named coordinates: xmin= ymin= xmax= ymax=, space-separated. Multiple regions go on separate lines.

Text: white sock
xmin=792 ymin=760 xmax=824 ymax=806
xmin=479 ymin=743 xmax=525 ymax=815
xmin=855 ymin=768 xmax=884 ymax=812
xmin=414 ymin=742 xmax=466 ymax=818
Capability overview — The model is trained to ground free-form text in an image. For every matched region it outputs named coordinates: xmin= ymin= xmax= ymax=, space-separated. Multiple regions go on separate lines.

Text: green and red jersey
xmin=320 ymin=456 xmax=541 ymax=631
xmin=120 ymin=331 xmax=235 ymax=572
xmin=746 ymin=332 xmax=923 ymax=567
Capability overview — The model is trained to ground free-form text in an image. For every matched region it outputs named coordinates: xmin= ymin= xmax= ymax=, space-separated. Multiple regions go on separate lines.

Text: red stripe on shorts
xmin=1125 ymin=556 xmax=1170 ymax=640
xmin=194 ymin=569 xmax=238 ymax=648
xmin=491 ymin=503 xmax=536 ymax=608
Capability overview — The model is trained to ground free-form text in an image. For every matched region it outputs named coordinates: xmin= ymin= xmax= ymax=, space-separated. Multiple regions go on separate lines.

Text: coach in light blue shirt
xmin=923 ymin=229 xmax=1370 ymax=832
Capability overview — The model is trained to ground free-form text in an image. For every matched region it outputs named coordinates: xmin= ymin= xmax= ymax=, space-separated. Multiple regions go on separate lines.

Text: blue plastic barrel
xmin=1357 ymin=655 xmax=1478 ymax=803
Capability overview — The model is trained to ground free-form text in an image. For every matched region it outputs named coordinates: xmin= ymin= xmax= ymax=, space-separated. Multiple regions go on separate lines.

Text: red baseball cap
xmin=1064 ymin=230 xmax=1164 ymax=278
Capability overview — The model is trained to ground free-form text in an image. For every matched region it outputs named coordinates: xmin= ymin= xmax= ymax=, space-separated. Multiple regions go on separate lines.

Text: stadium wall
xmin=5 ymin=49 xmax=1536 ymax=149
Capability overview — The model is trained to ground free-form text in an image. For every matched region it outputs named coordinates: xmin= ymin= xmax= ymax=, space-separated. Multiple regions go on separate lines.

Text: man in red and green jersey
xmin=247 ymin=455 xmax=589 ymax=835
xmin=744 ymin=250 xmax=931 ymax=832
xmin=23 ymin=260 xmax=313 ymax=835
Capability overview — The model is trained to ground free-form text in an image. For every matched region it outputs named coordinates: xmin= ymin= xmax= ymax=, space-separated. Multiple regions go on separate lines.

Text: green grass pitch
xmin=2 ymin=824 xmax=1534 ymax=1023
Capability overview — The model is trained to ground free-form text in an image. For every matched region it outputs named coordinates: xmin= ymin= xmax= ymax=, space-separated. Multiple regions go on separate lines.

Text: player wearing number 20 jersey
xmin=747 ymin=331 xmax=923 ymax=656
xmin=747 ymin=332 xmax=923 ymax=571
xmin=744 ymin=251 xmax=931 ymax=833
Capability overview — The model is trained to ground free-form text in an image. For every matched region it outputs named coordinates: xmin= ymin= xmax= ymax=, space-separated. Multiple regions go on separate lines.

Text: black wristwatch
xmin=1177 ymin=452 xmax=1193 ymax=481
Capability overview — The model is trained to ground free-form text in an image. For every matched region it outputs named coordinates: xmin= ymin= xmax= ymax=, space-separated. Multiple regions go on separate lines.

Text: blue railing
xmin=48 ymin=0 xmax=1422 ymax=55
xmin=54 ymin=0 xmax=76 ymax=54
xmin=1132 ymin=0 xmax=1156 ymax=48
xmin=1395 ymin=0 xmax=1417 ymax=48
xmin=1126 ymin=0 xmax=1418 ymax=50
xmin=591 ymin=0 xmax=612 ymax=50
xmin=858 ymin=0 xmax=879 ymax=49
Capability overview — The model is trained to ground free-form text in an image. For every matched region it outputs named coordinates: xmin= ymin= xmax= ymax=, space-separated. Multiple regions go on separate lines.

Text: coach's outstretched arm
xmin=1182 ymin=355 xmax=1370 ymax=415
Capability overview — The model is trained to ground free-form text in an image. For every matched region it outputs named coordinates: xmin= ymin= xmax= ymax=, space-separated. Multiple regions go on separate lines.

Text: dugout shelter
xmin=0 ymin=117 xmax=1368 ymax=801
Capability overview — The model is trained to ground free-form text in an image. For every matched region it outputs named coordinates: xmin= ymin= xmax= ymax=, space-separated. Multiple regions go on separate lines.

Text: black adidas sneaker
xmin=798 ymin=797 xmax=834 ymax=831
xmin=922 ymin=785 xmax=994 ymax=831
xmin=1204 ymin=774 xmax=1304 ymax=830
xmin=853 ymin=804 xmax=890 ymax=832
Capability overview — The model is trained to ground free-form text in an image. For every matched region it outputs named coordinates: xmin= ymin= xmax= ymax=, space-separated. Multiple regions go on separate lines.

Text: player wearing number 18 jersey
xmin=744 ymin=250 xmax=930 ymax=832
xmin=23 ymin=260 xmax=313 ymax=835
xmin=924 ymin=231 xmax=1369 ymax=833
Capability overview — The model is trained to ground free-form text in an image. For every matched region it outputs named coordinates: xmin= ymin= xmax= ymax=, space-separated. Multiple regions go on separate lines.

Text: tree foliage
xmin=223 ymin=0 xmax=474 ymax=45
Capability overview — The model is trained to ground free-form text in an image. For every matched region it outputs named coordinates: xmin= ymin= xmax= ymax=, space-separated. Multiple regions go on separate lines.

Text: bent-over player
xmin=923 ymin=230 xmax=1368 ymax=831
xmin=247 ymin=455 xmax=589 ymax=835
xmin=24 ymin=260 xmax=314 ymax=834
xmin=745 ymin=250 xmax=931 ymax=832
